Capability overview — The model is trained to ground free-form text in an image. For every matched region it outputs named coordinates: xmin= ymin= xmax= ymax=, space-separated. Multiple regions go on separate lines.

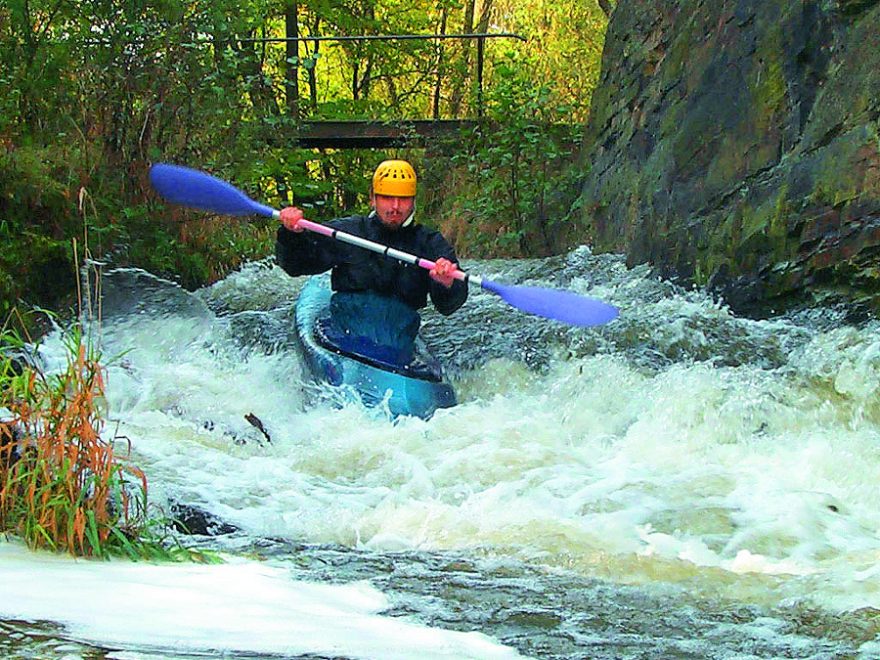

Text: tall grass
xmin=0 ymin=215 xmax=219 ymax=560
xmin=0 ymin=321 xmax=150 ymax=557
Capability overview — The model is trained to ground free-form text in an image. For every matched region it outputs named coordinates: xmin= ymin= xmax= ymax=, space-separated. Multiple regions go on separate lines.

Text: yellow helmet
xmin=372 ymin=160 xmax=417 ymax=197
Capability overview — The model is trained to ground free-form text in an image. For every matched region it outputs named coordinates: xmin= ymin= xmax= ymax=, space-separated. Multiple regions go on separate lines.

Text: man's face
xmin=371 ymin=193 xmax=415 ymax=229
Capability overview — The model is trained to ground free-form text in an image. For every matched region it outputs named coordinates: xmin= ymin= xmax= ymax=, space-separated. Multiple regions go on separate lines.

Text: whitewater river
xmin=3 ymin=247 xmax=880 ymax=658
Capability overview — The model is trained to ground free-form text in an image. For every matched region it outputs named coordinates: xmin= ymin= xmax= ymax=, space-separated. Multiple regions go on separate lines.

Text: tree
xmin=285 ymin=1 xmax=300 ymax=118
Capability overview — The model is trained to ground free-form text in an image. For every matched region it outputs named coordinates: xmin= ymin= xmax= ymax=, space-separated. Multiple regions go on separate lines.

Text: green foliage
xmin=487 ymin=0 xmax=608 ymax=122
xmin=0 ymin=143 xmax=78 ymax=315
xmin=439 ymin=52 xmax=585 ymax=257
xmin=0 ymin=0 xmax=609 ymax=309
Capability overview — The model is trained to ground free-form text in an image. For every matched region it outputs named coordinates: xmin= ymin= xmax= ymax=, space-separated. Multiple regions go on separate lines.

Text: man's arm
xmin=275 ymin=225 xmax=339 ymax=277
xmin=275 ymin=211 xmax=360 ymax=277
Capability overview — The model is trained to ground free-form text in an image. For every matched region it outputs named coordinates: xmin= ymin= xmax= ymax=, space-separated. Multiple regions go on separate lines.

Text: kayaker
xmin=275 ymin=159 xmax=468 ymax=316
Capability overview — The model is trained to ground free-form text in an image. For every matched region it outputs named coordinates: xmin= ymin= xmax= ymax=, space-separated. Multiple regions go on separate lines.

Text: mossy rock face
xmin=580 ymin=0 xmax=880 ymax=314
xmin=838 ymin=0 xmax=880 ymax=16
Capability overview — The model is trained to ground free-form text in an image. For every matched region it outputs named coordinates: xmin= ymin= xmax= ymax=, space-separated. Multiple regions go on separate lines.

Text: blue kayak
xmin=294 ymin=275 xmax=456 ymax=419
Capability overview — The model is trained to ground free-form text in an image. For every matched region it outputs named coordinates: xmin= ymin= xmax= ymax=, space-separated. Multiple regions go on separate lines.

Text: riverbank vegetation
xmin=0 ymin=320 xmax=141 ymax=556
xmin=0 ymin=313 xmax=220 ymax=559
xmin=1 ymin=0 xmax=611 ymax=319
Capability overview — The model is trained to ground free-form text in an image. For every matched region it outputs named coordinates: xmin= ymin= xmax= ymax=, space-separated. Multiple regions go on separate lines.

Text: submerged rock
xmin=169 ymin=502 xmax=239 ymax=537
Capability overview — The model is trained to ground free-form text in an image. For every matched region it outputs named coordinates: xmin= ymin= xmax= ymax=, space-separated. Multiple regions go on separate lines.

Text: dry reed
xmin=1 ymin=324 xmax=147 ymax=556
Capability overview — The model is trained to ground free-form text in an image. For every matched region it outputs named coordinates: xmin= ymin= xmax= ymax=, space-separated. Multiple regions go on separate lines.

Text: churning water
xmin=3 ymin=246 xmax=880 ymax=659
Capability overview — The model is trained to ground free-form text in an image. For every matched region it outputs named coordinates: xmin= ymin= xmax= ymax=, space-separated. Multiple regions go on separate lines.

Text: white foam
xmin=28 ymin=283 xmax=880 ymax=618
xmin=0 ymin=542 xmax=522 ymax=659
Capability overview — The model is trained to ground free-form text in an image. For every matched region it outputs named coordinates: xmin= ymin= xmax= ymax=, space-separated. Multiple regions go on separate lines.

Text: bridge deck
xmin=296 ymin=120 xmax=476 ymax=148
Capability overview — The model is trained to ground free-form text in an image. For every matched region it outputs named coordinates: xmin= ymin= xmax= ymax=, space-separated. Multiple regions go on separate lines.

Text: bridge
xmin=295 ymin=119 xmax=476 ymax=149
xmin=233 ymin=32 xmax=524 ymax=150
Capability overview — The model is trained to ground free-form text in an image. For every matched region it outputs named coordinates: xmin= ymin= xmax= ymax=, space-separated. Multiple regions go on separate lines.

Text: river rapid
xmin=3 ymin=246 xmax=880 ymax=659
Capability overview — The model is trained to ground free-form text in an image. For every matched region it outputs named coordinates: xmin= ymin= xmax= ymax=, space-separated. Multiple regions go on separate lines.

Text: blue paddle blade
xmin=149 ymin=163 xmax=277 ymax=218
xmin=481 ymin=279 xmax=619 ymax=327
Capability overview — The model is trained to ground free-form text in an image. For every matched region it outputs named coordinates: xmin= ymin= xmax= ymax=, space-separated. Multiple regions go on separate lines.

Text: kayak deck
xmin=294 ymin=275 xmax=456 ymax=419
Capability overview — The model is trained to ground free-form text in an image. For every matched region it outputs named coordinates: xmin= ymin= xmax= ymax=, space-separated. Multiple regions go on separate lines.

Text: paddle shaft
xmin=279 ymin=213 xmax=483 ymax=287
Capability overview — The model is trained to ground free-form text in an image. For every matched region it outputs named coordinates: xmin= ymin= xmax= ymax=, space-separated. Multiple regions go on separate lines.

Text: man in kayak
xmin=275 ymin=159 xmax=468 ymax=317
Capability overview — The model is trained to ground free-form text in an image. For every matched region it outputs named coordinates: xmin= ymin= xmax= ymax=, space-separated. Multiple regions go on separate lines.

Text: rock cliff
xmin=579 ymin=0 xmax=880 ymax=314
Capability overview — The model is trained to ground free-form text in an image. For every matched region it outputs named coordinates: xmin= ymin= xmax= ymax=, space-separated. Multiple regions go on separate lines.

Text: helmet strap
xmin=402 ymin=205 xmax=415 ymax=228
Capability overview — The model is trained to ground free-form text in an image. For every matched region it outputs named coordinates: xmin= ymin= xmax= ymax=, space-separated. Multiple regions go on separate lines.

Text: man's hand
xmin=429 ymin=257 xmax=458 ymax=288
xmin=279 ymin=206 xmax=305 ymax=232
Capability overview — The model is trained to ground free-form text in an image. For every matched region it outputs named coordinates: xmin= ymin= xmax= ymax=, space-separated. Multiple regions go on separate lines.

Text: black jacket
xmin=275 ymin=213 xmax=468 ymax=315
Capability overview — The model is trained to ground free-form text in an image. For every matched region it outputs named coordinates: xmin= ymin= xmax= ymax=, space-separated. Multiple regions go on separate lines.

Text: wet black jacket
xmin=275 ymin=213 xmax=468 ymax=315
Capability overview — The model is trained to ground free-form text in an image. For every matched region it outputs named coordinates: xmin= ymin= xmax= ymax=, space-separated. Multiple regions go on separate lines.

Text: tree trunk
xmin=358 ymin=5 xmax=376 ymax=100
xmin=285 ymin=1 xmax=300 ymax=119
xmin=306 ymin=16 xmax=321 ymax=111
xmin=476 ymin=0 xmax=493 ymax=33
xmin=359 ymin=57 xmax=374 ymax=100
xmin=230 ymin=30 xmax=280 ymax=117
xmin=384 ymin=76 xmax=400 ymax=107
xmin=597 ymin=0 xmax=614 ymax=18
xmin=474 ymin=0 xmax=492 ymax=117
xmin=352 ymin=58 xmax=360 ymax=100
xmin=448 ymin=0 xmax=476 ymax=117
xmin=432 ymin=6 xmax=448 ymax=119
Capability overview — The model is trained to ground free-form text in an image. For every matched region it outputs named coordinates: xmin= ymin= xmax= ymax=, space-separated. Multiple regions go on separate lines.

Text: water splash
xmin=9 ymin=252 xmax=880 ymax=657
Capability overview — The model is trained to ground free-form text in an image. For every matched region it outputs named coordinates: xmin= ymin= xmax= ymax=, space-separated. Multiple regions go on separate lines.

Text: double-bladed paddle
xmin=149 ymin=163 xmax=619 ymax=327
